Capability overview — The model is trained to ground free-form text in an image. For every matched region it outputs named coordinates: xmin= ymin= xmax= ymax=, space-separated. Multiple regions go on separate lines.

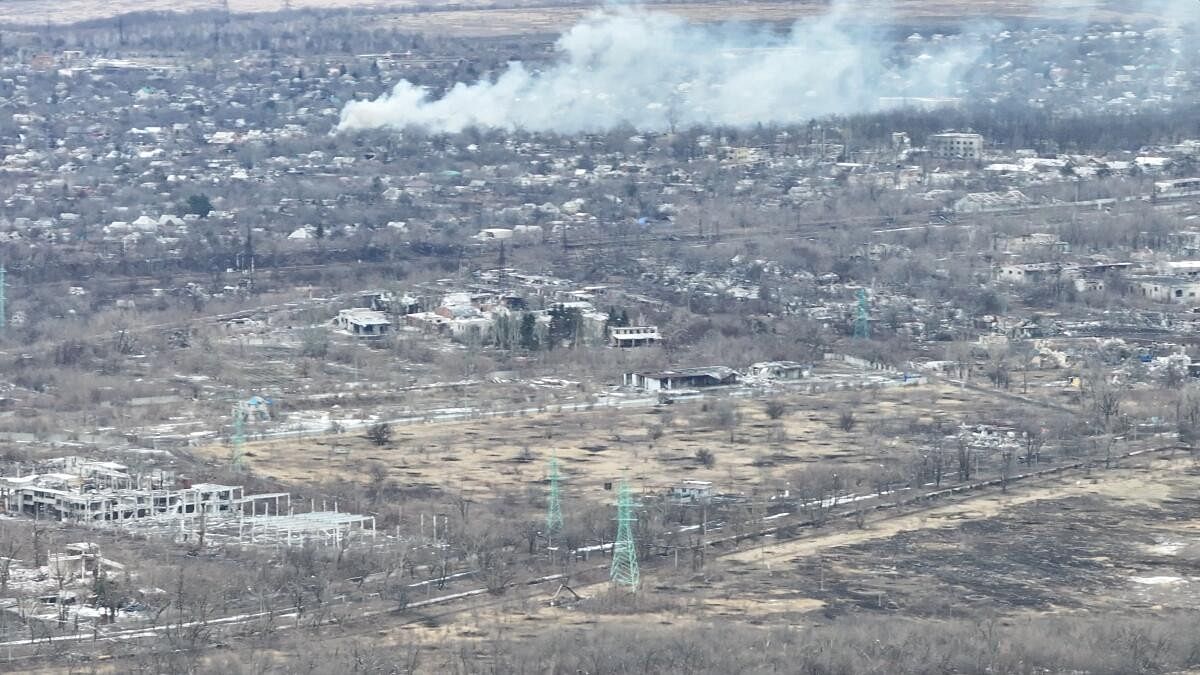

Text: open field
xmin=196 ymin=374 xmax=1021 ymax=499
xmin=0 ymin=0 xmax=1152 ymax=33
xmin=65 ymin=451 xmax=1199 ymax=673
xmin=337 ymin=455 xmax=1200 ymax=662
xmin=376 ymin=1 xmax=1148 ymax=38
xmin=488 ymin=455 xmax=1200 ymax=625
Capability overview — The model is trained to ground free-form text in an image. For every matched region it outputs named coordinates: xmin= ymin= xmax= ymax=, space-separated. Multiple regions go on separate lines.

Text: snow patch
xmin=1148 ymin=541 xmax=1186 ymax=556
xmin=1131 ymin=576 xmax=1185 ymax=585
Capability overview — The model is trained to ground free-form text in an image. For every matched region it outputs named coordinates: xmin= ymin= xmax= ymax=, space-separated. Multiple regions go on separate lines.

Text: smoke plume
xmin=336 ymin=4 xmax=983 ymax=134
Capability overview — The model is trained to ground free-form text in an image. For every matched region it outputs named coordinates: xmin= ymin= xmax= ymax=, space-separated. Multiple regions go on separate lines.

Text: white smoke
xmin=335 ymin=5 xmax=983 ymax=134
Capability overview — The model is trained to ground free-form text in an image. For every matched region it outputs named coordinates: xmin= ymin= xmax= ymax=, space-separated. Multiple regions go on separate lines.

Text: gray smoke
xmin=336 ymin=4 xmax=984 ymax=134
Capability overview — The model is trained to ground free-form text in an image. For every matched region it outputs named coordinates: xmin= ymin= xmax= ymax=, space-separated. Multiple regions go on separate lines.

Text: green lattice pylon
xmin=231 ymin=403 xmax=246 ymax=470
xmin=854 ymin=288 xmax=870 ymax=340
xmin=546 ymin=455 xmax=563 ymax=547
xmin=610 ymin=480 xmax=640 ymax=590
xmin=0 ymin=264 xmax=7 ymax=333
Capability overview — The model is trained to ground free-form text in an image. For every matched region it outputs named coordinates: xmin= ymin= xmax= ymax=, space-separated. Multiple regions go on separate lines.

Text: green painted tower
xmin=610 ymin=480 xmax=640 ymax=590
xmin=230 ymin=404 xmax=246 ymax=470
xmin=546 ymin=455 xmax=564 ymax=547
xmin=854 ymin=288 xmax=870 ymax=340
xmin=0 ymin=264 xmax=7 ymax=333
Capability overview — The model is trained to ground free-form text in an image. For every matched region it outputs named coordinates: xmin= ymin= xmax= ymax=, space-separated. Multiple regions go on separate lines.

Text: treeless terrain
xmin=0 ymin=0 xmax=1145 ymax=34
xmin=90 ymin=452 xmax=1200 ymax=673
xmin=193 ymin=380 xmax=994 ymax=497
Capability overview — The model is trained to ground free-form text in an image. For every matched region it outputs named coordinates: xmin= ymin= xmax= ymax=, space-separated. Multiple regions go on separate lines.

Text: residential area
xmin=2 ymin=3 xmax=1200 ymax=673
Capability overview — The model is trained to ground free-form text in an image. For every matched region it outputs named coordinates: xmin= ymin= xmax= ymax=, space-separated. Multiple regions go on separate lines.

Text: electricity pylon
xmin=0 ymin=264 xmax=6 ymax=333
xmin=230 ymin=403 xmax=246 ymax=470
xmin=546 ymin=455 xmax=563 ymax=548
xmin=854 ymin=288 xmax=870 ymax=340
xmin=610 ymin=480 xmax=640 ymax=590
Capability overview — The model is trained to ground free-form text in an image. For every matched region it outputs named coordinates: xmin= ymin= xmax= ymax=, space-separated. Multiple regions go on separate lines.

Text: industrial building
xmin=929 ymin=132 xmax=984 ymax=159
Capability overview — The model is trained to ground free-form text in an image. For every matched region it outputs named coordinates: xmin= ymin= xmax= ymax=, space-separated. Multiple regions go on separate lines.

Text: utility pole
xmin=610 ymin=480 xmax=639 ymax=590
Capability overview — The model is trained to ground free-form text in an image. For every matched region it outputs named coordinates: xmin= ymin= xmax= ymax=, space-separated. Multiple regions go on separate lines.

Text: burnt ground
xmin=685 ymin=459 xmax=1200 ymax=627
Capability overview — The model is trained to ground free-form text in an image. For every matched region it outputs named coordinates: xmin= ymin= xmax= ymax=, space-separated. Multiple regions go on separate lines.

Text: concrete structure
xmin=994 ymin=262 xmax=1067 ymax=284
xmin=993 ymin=232 xmax=1069 ymax=255
xmin=994 ymin=261 xmax=1130 ymax=286
xmin=669 ymin=480 xmax=713 ymax=503
xmin=1158 ymin=261 xmax=1200 ymax=278
xmin=609 ymin=325 xmax=661 ymax=348
xmin=748 ymin=361 xmax=809 ymax=380
xmin=334 ymin=308 xmax=391 ymax=337
xmin=1170 ymin=231 xmax=1200 ymax=256
xmin=48 ymin=542 xmax=124 ymax=580
xmin=0 ymin=458 xmax=373 ymax=548
xmin=1134 ymin=276 xmax=1200 ymax=303
xmin=0 ymin=472 xmax=243 ymax=522
xmin=475 ymin=228 xmax=514 ymax=241
xmin=929 ymin=132 xmax=984 ymax=159
xmin=623 ymin=366 xmax=739 ymax=391
xmin=1154 ymin=177 xmax=1200 ymax=198
xmin=954 ymin=189 xmax=1030 ymax=213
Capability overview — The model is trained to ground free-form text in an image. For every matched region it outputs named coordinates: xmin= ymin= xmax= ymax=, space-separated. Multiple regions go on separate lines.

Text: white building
xmin=623 ymin=367 xmax=739 ymax=391
xmin=669 ymin=480 xmax=713 ymax=502
xmin=929 ymin=132 xmax=984 ymax=160
xmin=334 ymin=308 xmax=391 ymax=337
xmin=954 ymin=189 xmax=1030 ymax=213
xmin=748 ymin=361 xmax=809 ymax=380
xmin=0 ymin=473 xmax=243 ymax=522
xmin=475 ymin=228 xmax=514 ymax=241
xmin=1133 ymin=276 xmax=1200 ymax=303
xmin=609 ymin=325 xmax=661 ymax=348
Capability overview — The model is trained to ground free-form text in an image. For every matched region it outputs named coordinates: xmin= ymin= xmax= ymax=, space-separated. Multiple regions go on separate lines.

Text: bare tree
xmin=986 ymin=348 xmax=1011 ymax=389
xmin=0 ymin=530 xmax=22 ymax=592
xmin=366 ymin=422 xmax=393 ymax=447
xmin=999 ymin=449 xmax=1014 ymax=492
xmin=1020 ymin=426 xmax=1045 ymax=466
xmin=645 ymin=423 xmax=664 ymax=447
xmin=366 ymin=461 xmax=390 ymax=503
xmin=956 ymin=434 xmax=973 ymax=481
xmin=837 ymin=408 xmax=857 ymax=432
xmin=711 ymin=401 xmax=740 ymax=442
xmin=764 ymin=399 xmax=788 ymax=420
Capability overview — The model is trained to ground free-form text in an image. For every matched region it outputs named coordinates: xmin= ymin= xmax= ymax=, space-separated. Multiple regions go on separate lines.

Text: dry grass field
xmin=157 ymin=452 xmax=1200 ymax=672
xmin=195 ymin=379 xmax=1028 ymax=500
xmin=370 ymin=454 xmax=1200 ymax=658
xmin=0 ymin=0 xmax=1150 ymax=33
